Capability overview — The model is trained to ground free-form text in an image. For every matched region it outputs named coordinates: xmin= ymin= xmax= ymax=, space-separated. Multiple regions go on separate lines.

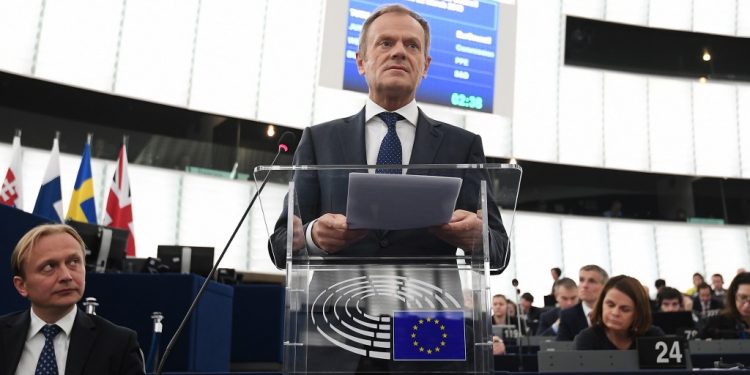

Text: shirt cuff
xmin=305 ymin=219 xmax=327 ymax=255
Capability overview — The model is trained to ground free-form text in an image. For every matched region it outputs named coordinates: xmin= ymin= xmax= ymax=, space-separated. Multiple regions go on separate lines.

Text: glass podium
xmin=255 ymin=164 xmax=521 ymax=374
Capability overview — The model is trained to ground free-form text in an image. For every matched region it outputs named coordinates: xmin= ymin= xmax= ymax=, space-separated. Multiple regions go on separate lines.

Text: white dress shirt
xmin=305 ymin=99 xmax=420 ymax=253
xmin=15 ymin=306 xmax=77 ymax=375
xmin=582 ymin=302 xmax=593 ymax=327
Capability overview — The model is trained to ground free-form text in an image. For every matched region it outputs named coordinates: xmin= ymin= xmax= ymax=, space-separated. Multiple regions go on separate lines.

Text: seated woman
xmin=575 ymin=275 xmax=665 ymax=350
xmin=492 ymin=294 xmax=510 ymax=325
xmin=698 ymin=272 xmax=750 ymax=339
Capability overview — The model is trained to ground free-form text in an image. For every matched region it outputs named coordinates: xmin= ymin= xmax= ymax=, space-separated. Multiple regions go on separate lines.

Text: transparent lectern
xmin=256 ymin=164 xmax=521 ymax=374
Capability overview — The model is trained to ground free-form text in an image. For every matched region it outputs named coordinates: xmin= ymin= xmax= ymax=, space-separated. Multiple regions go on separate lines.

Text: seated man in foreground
xmin=0 ymin=224 xmax=144 ymax=375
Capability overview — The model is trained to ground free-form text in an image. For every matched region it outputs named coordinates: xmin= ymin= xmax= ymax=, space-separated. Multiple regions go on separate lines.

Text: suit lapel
xmin=2 ymin=311 xmax=30 ymax=375
xmin=65 ymin=309 xmax=96 ymax=375
xmin=408 ymin=109 xmax=444 ymax=166
xmin=335 ymin=108 xmax=367 ymax=165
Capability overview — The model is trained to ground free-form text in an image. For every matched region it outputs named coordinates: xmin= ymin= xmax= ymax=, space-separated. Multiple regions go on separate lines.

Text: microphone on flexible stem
xmin=155 ymin=131 xmax=297 ymax=375
xmin=511 ymin=278 xmax=524 ymax=371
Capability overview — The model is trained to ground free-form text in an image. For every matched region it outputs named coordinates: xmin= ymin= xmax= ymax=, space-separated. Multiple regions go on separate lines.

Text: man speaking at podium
xmin=269 ymin=4 xmax=508 ymax=270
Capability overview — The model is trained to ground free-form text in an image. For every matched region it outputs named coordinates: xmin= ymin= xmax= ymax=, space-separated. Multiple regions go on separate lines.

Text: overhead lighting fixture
xmin=702 ymin=49 xmax=711 ymax=62
xmin=266 ymin=125 xmax=276 ymax=137
xmin=699 ymin=76 xmax=708 ymax=84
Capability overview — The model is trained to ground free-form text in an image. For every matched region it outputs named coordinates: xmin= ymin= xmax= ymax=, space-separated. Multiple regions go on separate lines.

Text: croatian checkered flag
xmin=1 ymin=134 xmax=23 ymax=209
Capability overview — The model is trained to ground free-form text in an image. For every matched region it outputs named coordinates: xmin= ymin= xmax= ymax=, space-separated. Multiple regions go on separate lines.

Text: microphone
xmin=156 ymin=131 xmax=297 ymax=374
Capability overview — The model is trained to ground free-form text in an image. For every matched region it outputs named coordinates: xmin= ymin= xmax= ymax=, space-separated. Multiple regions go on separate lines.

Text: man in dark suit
xmin=556 ymin=265 xmax=608 ymax=341
xmin=537 ymin=277 xmax=578 ymax=336
xmin=267 ymin=4 xmax=509 ymax=372
xmin=0 ymin=224 xmax=144 ymax=375
xmin=693 ymin=282 xmax=724 ymax=317
xmin=268 ymin=4 xmax=508 ymax=271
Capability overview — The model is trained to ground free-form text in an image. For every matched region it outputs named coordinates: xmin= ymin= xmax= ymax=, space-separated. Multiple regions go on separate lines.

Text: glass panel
xmin=255 ymin=164 xmax=520 ymax=374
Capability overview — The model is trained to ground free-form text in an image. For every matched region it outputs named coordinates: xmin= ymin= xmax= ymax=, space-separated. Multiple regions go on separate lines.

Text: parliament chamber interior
xmin=1 ymin=0 xmax=750 ymax=373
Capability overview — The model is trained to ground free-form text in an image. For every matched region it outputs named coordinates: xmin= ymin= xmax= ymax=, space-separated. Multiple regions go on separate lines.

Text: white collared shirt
xmin=305 ymin=99 xmax=420 ymax=253
xmin=16 ymin=306 xmax=77 ymax=375
xmin=582 ymin=302 xmax=593 ymax=327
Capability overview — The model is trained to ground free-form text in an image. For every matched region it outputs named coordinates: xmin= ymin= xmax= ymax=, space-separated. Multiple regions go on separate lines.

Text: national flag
xmin=66 ymin=142 xmax=97 ymax=223
xmin=33 ymin=137 xmax=64 ymax=222
xmin=392 ymin=310 xmax=466 ymax=361
xmin=102 ymin=144 xmax=136 ymax=256
xmin=1 ymin=135 xmax=23 ymax=209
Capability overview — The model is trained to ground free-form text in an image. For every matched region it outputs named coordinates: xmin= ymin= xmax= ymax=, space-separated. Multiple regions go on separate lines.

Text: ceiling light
xmin=266 ymin=125 xmax=276 ymax=137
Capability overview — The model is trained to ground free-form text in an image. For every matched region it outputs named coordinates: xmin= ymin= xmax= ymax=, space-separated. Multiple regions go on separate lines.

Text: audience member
xmin=654 ymin=278 xmax=666 ymax=292
xmin=491 ymin=294 xmax=510 ymax=325
xmin=507 ymin=300 xmax=518 ymax=322
xmin=557 ymin=264 xmax=608 ymax=341
xmin=657 ymin=287 xmax=684 ymax=312
xmin=698 ymin=272 xmax=750 ymax=339
xmin=519 ymin=292 xmax=542 ymax=334
xmin=537 ymin=277 xmax=578 ymax=336
xmin=549 ymin=267 xmax=562 ymax=295
xmin=712 ymin=273 xmax=726 ymax=298
xmin=574 ymin=275 xmax=665 ymax=350
xmin=685 ymin=272 xmax=705 ymax=297
xmin=0 ymin=224 xmax=144 ymax=375
xmin=693 ymin=282 xmax=724 ymax=318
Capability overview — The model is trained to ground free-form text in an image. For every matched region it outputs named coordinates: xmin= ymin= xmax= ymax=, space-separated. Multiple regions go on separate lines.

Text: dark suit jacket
xmin=536 ymin=307 xmax=560 ymax=336
xmin=268 ymin=107 xmax=509 ymax=272
xmin=698 ymin=313 xmax=749 ymax=339
xmin=0 ymin=308 xmax=144 ymax=375
xmin=692 ymin=296 xmax=724 ymax=314
xmin=556 ymin=302 xmax=589 ymax=341
xmin=574 ymin=324 xmax=665 ymax=350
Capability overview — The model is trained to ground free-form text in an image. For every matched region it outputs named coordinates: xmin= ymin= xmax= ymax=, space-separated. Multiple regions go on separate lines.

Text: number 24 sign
xmin=637 ymin=336 xmax=688 ymax=369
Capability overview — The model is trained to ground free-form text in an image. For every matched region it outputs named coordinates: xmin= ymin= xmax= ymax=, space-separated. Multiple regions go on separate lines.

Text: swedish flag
xmin=392 ymin=310 xmax=466 ymax=361
xmin=66 ymin=142 xmax=97 ymax=223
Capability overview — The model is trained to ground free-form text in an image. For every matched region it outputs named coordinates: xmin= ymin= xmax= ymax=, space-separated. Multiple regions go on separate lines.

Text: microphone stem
xmin=155 ymin=150 xmax=283 ymax=374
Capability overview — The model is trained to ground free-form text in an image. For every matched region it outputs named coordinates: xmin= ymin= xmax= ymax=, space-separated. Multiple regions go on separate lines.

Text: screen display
xmin=343 ymin=0 xmax=499 ymax=113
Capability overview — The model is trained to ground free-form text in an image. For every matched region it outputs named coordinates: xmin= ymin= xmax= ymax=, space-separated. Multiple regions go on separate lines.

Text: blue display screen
xmin=343 ymin=0 xmax=499 ymax=113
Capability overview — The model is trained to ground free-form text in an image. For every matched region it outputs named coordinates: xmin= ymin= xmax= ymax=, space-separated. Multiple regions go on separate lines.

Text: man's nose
xmin=58 ymin=266 xmax=74 ymax=281
xmin=390 ymin=41 xmax=407 ymax=57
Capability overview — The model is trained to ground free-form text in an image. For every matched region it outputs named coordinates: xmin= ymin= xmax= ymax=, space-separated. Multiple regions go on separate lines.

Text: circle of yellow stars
xmin=411 ymin=316 xmax=447 ymax=355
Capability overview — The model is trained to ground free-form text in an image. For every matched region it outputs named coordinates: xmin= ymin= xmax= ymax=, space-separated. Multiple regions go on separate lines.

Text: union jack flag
xmin=102 ymin=144 xmax=136 ymax=256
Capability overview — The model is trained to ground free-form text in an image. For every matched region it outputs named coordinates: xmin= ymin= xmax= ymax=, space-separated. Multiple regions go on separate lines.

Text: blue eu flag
xmin=392 ymin=310 xmax=466 ymax=361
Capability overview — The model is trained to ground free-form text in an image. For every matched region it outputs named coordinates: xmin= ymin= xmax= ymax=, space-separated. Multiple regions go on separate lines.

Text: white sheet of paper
xmin=346 ymin=173 xmax=462 ymax=230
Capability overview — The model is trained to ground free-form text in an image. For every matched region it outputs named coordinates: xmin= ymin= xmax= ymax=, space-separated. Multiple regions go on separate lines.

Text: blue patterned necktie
xmin=36 ymin=324 xmax=62 ymax=375
xmin=376 ymin=112 xmax=405 ymax=174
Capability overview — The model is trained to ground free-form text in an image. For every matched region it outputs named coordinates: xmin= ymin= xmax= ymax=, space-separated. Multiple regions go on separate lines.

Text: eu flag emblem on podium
xmin=392 ymin=311 xmax=466 ymax=361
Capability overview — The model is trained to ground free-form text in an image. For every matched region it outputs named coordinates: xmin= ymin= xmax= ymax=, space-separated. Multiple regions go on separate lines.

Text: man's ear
xmin=356 ymin=51 xmax=366 ymax=75
xmin=422 ymin=55 xmax=432 ymax=78
xmin=13 ymin=276 xmax=28 ymax=298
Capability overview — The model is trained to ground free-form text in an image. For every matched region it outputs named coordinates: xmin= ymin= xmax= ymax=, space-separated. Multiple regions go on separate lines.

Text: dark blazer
xmin=0 ymin=309 xmax=144 ymax=375
xmin=536 ymin=307 xmax=560 ymax=336
xmin=692 ymin=296 xmax=724 ymax=315
xmin=556 ymin=302 xmax=589 ymax=341
xmin=698 ymin=314 xmax=750 ymax=339
xmin=574 ymin=324 xmax=665 ymax=350
xmin=268 ymin=107 xmax=509 ymax=271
